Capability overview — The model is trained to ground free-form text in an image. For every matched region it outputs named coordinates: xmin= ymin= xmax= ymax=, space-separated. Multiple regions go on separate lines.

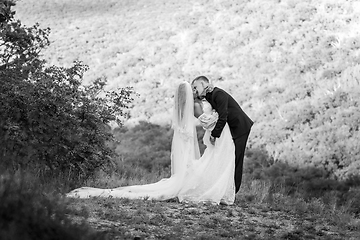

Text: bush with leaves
xmin=244 ymin=148 xmax=360 ymax=214
xmin=112 ymin=122 xmax=206 ymax=178
xmin=258 ymin=80 xmax=360 ymax=180
xmin=113 ymin=121 xmax=173 ymax=175
xmin=0 ymin=0 xmax=134 ymax=180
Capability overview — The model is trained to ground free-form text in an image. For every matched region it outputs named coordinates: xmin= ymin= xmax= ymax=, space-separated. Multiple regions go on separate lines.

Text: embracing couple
xmin=67 ymin=76 xmax=253 ymax=205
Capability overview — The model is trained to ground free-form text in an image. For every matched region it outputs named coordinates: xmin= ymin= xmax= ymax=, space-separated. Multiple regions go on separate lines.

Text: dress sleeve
xmin=211 ymin=91 xmax=228 ymax=138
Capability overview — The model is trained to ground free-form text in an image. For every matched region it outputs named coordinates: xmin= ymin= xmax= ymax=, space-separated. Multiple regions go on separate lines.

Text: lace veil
xmin=171 ymin=82 xmax=200 ymax=176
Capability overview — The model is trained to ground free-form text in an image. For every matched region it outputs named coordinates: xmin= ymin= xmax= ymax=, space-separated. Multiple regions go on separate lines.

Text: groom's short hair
xmin=192 ymin=76 xmax=209 ymax=84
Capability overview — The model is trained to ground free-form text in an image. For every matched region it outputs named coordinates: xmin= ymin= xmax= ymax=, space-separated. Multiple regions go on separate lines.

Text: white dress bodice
xmin=202 ymin=100 xmax=213 ymax=114
xmin=198 ymin=100 xmax=218 ymax=131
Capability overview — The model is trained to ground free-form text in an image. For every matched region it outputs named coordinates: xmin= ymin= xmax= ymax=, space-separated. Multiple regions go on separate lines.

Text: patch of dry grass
xmin=65 ymin=179 xmax=360 ymax=240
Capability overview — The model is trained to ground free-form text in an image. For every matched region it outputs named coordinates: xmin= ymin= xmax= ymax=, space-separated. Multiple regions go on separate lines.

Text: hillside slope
xmin=14 ymin=0 xmax=360 ymax=178
xmin=14 ymin=0 xmax=359 ymax=121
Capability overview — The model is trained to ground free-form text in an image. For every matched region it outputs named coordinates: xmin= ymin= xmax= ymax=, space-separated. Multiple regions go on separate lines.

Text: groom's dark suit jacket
xmin=205 ymin=87 xmax=253 ymax=139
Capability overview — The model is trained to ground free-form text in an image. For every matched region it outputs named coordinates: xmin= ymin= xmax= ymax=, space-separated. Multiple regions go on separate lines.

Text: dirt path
xmin=68 ymin=198 xmax=360 ymax=240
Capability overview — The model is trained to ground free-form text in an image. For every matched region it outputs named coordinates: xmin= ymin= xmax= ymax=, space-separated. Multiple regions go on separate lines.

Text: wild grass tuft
xmin=0 ymin=173 xmax=106 ymax=240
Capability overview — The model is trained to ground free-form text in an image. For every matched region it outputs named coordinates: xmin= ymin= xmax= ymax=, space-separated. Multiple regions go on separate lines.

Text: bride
xmin=67 ymin=82 xmax=235 ymax=205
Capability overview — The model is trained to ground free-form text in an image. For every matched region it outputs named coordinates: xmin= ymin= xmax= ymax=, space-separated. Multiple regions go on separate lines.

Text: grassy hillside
xmin=14 ymin=0 xmax=359 ymax=120
xmin=14 ymin=0 xmax=360 ymax=178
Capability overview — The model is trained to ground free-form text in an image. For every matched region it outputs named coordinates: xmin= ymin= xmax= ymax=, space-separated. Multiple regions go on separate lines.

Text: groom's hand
xmin=210 ymin=135 xmax=216 ymax=145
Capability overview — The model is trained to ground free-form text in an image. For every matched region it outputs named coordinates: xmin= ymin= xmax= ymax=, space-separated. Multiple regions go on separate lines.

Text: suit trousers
xmin=234 ymin=130 xmax=250 ymax=193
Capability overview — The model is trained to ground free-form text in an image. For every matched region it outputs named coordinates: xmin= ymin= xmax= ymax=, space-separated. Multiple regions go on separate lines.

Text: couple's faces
xmin=192 ymin=81 xmax=206 ymax=98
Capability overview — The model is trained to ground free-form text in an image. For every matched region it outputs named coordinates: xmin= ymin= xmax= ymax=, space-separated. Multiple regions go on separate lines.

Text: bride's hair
xmin=173 ymin=82 xmax=194 ymax=127
xmin=177 ymin=83 xmax=187 ymax=121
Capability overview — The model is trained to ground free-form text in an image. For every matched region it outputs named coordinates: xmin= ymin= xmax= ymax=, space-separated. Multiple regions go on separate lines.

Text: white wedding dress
xmin=177 ymin=100 xmax=235 ymax=204
xmin=67 ymin=82 xmax=235 ymax=205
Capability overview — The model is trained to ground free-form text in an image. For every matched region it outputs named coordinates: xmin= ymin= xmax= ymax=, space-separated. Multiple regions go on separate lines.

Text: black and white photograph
xmin=1 ymin=0 xmax=360 ymax=239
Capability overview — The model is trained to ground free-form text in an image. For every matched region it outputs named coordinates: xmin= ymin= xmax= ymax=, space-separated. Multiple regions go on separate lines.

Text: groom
xmin=192 ymin=76 xmax=253 ymax=193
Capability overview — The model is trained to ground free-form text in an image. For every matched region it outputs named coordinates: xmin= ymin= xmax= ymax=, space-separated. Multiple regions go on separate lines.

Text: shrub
xmin=244 ymin=149 xmax=360 ymax=213
xmin=0 ymin=0 xmax=134 ymax=180
xmin=0 ymin=173 xmax=106 ymax=240
xmin=111 ymin=122 xmax=207 ymax=178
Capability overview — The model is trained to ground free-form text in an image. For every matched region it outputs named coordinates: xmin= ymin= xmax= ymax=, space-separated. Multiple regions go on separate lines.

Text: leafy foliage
xmin=112 ymin=122 xmax=205 ymax=175
xmin=244 ymin=148 xmax=360 ymax=214
xmin=0 ymin=0 xmax=134 ymax=179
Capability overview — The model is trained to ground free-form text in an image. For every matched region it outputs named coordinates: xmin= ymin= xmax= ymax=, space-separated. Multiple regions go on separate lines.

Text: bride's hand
xmin=193 ymin=117 xmax=201 ymax=126
xmin=210 ymin=135 xmax=216 ymax=145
